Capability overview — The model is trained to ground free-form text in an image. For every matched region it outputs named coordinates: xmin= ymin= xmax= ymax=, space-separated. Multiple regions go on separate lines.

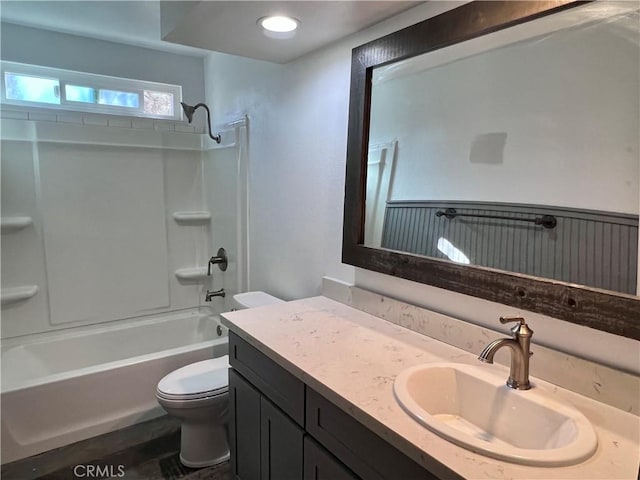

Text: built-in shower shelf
xmin=1 ymin=216 xmax=33 ymax=233
xmin=1 ymin=285 xmax=38 ymax=305
xmin=172 ymin=211 xmax=211 ymax=224
xmin=174 ymin=268 xmax=208 ymax=281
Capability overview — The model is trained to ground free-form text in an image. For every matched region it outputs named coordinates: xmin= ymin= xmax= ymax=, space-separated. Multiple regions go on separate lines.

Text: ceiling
xmin=0 ymin=1 xmax=422 ymax=62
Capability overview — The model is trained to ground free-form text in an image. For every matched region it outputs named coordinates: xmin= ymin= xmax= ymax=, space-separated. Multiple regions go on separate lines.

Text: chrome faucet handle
xmin=499 ymin=316 xmax=533 ymax=338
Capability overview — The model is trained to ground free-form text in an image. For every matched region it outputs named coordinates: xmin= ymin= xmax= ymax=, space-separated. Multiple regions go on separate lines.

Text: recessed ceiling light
xmin=258 ymin=15 xmax=299 ymax=34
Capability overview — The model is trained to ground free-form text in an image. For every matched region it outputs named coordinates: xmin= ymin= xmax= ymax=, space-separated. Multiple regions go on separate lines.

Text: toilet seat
xmin=157 ymin=356 xmax=229 ymax=401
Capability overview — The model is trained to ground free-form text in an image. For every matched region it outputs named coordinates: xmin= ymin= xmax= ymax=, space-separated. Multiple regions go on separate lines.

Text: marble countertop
xmin=221 ymin=296 xmax=640 ymax=479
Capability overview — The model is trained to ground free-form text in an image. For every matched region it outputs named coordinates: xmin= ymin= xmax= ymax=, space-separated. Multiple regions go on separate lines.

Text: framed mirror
xmin=342 ymin=0 xmax=640 ymax=340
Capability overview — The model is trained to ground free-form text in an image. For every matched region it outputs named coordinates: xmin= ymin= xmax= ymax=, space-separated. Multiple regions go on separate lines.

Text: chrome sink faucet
xmin=478 ymin=316 xmax=533 ymax=390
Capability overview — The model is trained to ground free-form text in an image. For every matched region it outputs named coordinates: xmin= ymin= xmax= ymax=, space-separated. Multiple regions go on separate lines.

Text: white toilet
xmin=156 ymin=291 xmax=284 ymax=468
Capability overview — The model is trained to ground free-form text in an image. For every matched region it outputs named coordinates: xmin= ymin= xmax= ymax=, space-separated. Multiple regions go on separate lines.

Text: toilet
xmin=156 ymin=291 xmax=284 ymax=468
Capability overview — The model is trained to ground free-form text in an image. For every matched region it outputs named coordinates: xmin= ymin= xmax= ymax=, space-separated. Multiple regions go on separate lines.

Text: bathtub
xmin=0 ymin=308 xmax=228 ymax=464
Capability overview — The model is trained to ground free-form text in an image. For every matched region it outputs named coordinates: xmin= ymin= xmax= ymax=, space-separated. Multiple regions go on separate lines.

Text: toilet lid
xmin=157 ymin=355 xmax=229 ymax=399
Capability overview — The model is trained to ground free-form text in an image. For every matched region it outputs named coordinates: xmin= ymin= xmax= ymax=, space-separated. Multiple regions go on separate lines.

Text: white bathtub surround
xmin=172 ymin=211 xmax=212 ymax=224
xmin=0 ymin=309 xmax=228 ymax=464
xmin=1 ymin=117 xmax=206 ymax=338
xmin=0 ymin=216 xmax=33 ymax=233
xmin=221 ymin=297 xmax=640 ymax=479
xmin=0 ymin=285 xmax=38 ymax=306
xmin=174 ymin=267 xmax=210 ymax=282
xmin=1 ymin=115 xmax=250 ymax=334
xmin=321 ymin=278 xmax=640 ymax=416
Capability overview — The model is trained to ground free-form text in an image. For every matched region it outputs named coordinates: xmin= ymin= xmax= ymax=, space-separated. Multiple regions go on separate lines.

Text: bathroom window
xmin=1 ymin=61 xmax=182 ymax=120
xmin=5 ymin=72 xmax=61 ymax=104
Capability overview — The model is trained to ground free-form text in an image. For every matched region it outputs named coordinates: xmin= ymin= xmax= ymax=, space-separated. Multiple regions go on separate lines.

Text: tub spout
xmin=205 ymin=288 xmax=225 ymax=302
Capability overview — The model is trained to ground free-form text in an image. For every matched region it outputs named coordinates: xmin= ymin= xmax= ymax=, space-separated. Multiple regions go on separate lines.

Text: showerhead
xmin=180 ymin=102 xmax=196 ymax=123
xmin=180 ymin=101 xmax=221 ymax=144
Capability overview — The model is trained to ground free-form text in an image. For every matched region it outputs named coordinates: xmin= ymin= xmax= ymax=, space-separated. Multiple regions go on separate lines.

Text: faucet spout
xmin=478 ymin=317 xmax=533 ymax=390
xmin=205 ymin=288 xmax=225 ymax=302
xmin=478 ymin=338 xmax=520 ymax=363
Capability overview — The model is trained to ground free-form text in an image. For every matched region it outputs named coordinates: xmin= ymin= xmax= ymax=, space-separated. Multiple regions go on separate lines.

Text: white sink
xmin=393 ymin=363 xmax=597 ymax=466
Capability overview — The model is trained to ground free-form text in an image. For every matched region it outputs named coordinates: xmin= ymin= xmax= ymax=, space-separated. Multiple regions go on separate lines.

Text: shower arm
xmin=196 ymin=103 xmax=221 ymax=144
xmin=181 ymin=102 xmax=221 ymax=144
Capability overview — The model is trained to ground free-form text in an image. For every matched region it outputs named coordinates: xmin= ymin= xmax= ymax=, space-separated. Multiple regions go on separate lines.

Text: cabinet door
xmin=304 ymin=436 xmax=360 ymax=480
xmin=230 ymin=332 xmax=305 ymax=425
xmin=260 ymin=396 xmax=304 ymax=480
xmin=229 ymin=368 xmax=261 ymax=480
xmin=306 ymin=388 xmax=449 ymax=480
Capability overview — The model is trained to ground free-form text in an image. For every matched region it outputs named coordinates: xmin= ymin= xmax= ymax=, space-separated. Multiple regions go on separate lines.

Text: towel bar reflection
xmin=436 ymin=208 xmax=557 ymax=229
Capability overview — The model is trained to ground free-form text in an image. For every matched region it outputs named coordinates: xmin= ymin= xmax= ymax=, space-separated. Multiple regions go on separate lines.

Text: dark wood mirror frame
xmin=342 ymin=0 xmax=640 ymax=340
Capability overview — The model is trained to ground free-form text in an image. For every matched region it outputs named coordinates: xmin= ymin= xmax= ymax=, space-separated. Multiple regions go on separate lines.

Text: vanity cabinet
xmin=229 ymin=369 xmax=304 ymax=480
xmin=228 ymin=332 xmax=450 ymax=480
xmin=228 ymin=330 xmax=305 ymax=480
xmin=228 ymin=369 xmax=261 ymax=480
xmin=305 ymin=388 xmax=440 ymax=480
xmin=303 ymin=436 xmax=359 ymax=480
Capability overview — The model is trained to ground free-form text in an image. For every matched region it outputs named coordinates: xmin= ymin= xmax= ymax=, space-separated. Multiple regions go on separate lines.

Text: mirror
xmin=343 ymin=1 xmax=640 ymax=340
xmin=366 ymin=1 xmax=639 ymax=295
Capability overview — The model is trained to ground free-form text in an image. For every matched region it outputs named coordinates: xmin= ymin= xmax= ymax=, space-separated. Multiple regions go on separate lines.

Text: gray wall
xmin=1 ymin=23 xmax=205 ymax=103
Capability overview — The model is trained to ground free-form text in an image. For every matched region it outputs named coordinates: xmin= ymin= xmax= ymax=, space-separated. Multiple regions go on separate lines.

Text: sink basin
xmin=393 ymin=363 xmax=597 ymax=466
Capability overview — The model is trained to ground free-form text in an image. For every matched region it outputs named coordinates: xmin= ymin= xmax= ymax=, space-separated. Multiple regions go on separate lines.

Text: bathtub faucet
xmin=205 ymin=288 xmax=225 ymax=301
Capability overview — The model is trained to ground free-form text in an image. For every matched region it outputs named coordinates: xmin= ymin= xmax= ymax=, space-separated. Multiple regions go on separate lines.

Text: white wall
xmin=369 ymin=14 xmax=639 ymax=214
xmin=1 ymin=23 xmax=206 ymax=103
xmin=204 ymin=1 xmax=638 ymax=373
xmin=204 ymin=48 xmax=356 ymax=300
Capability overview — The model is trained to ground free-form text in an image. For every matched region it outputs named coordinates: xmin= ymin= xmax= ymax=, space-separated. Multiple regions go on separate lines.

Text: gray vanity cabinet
xmin=260 ymin=395 xmax=304 ymax=479
xmin=228 ymin=337 xmax=304 ymax=480
xmin=303 ymin=436 xmax=360 ymax=480
xmin=228 ymin=332 xmax=454 ymax=480
xmin=228 ymin=368 xmax=261 ymax=480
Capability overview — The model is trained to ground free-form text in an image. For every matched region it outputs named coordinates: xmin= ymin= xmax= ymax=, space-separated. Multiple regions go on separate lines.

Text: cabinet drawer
xmin=304 ymin=436 xmax=360 ymax=480
xmin=230 ymin=331 xmax=305 ymax=426
xmin=306 ymin=388 xmax=458 ymax=480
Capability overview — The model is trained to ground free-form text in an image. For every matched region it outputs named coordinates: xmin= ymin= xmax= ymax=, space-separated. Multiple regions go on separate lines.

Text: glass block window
xmin=1 ymin=61 xmax=182 ymax=120
xmin=144 ymin=90 xmax=174 ymax=116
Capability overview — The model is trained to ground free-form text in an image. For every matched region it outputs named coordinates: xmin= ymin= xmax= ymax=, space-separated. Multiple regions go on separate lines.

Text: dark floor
xmin=1 ymin=417 xmax=232 ymax=480
xmin=37 ymin=431 xmax=231 ymax=480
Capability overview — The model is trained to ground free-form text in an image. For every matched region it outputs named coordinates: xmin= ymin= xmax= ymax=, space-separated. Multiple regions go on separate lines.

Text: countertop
xmin=221 ymin=296 xmax=640 ymax=479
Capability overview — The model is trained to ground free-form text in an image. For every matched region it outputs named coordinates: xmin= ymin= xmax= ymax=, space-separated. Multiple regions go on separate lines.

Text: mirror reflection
xmin=365 ymin=2 xmax=639 ymax=296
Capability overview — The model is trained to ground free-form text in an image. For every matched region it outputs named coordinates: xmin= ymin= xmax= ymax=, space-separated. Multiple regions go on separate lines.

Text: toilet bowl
xmin=156 ymin=291 xmax=284 ymax=467
xmin=156 ymin=356 xmax=230 ymax=467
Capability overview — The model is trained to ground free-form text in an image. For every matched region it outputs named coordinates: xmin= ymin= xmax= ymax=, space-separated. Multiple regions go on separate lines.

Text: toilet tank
xmin=232 ymin=291 xmax=284 ymax=310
